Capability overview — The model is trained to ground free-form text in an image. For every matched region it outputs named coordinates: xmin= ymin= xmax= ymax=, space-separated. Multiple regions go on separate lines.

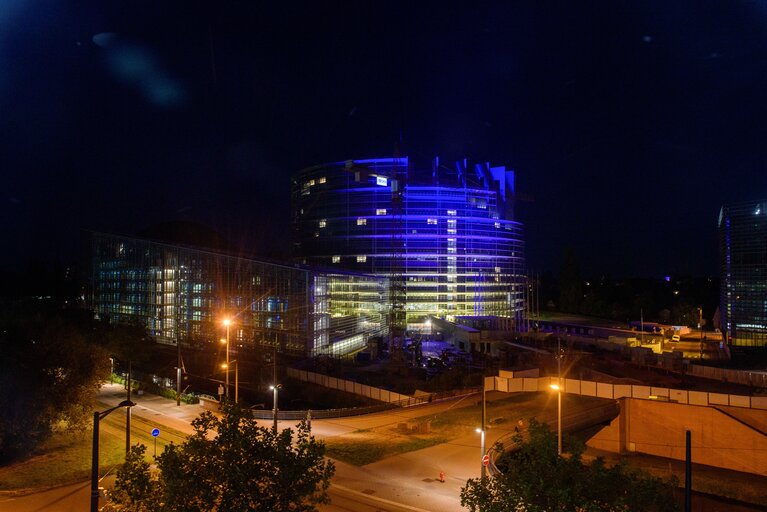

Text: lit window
xmin=314 ymin=231 xmax=319 ymax=238
xmin=376 ymin=176 xmax=388 ymax=186
xmin=308 ymin=179 xmax=315 ymax=186
xmin=376 ymin=209 xmax=387 ymax=216
xmin=319 ymin=176 xmax=326 ymax=184
xmin=357 ymin=218 xmax=367 ymax=226
xmin=332 ymin=256 xmax=340 ymax=263
xmin=495 ymin=266 xmax=501 ymax=273
xmin=319 ymin=219 xmax=327 ymax=228
xmin=427 ymin=218 xmax=438 ymax=225
xmin=357 ymin=255 xmax=367 ymax=263
xmin=447 ymin=210 xmax=457 ymax=215
xmin=494 ymin=222 xmax=501 ymax=228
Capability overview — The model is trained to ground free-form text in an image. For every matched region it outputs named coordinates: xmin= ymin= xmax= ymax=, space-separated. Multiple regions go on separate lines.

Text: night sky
xmin=3 ymin=1 xmax=767 ymax=278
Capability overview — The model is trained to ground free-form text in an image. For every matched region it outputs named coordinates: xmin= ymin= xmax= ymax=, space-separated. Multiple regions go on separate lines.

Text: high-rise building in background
xmin=88 ymin=232 xmax=388 ymax=357
xmin=719 ymin=199 xmax=767 ymax=348
xmin=292 ymin=157 xmax=526 ymax=332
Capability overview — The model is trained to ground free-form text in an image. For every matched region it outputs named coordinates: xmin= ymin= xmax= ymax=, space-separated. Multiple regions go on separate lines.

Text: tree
xmin=460 ymin=419 xmax=678 ymax=512
xmin=558 ymin=248 xmax=583 ymax=313
xmin=107 ymin=401 xmax=335 ymax=512
xmin=0 ymin=304 xmax=110 ymax=462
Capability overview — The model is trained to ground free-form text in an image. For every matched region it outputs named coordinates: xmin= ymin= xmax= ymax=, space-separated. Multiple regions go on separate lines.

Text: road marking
xmin=331 ymin=484 xmax=433 ymax=512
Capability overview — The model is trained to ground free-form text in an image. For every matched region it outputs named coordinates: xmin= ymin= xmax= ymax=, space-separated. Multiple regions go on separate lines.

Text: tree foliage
xmin=0 ymin=304 xmax=110 ymax=462
xmin=460 ymin=419 xmax=679 ymax=512
xmin=107 ymin=401 xmax=335 ymax=512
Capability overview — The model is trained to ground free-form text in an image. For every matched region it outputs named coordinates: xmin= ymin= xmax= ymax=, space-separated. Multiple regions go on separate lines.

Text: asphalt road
xmin=0 ymin=384 xmax=608 ymax=512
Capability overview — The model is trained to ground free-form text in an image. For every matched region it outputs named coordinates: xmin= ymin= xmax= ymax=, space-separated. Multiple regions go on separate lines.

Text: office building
xmin=88 ymin=232 xmax=388 ymax=357
xmin=719 ymin=199 xmax=767 ymax=348
xmin=292 ymin=156 xmax=526 ymax=331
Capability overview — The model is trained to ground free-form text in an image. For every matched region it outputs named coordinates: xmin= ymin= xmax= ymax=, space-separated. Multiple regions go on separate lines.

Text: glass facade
xmin=719 ymin=199 xmax=767 ymax=348
xmin=89 ymin=232 xmax=388 ymax=356
xmin=292 ymin=157 xmax=526 ymax=330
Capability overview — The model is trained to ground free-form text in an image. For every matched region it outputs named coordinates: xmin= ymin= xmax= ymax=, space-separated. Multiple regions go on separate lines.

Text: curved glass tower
xmin=292 ymin=157 xmax=526 ymax=330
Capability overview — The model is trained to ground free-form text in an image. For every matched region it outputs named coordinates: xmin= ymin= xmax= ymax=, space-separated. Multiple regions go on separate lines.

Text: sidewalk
xmin=98 ymin=383 xmax=203 ymax=435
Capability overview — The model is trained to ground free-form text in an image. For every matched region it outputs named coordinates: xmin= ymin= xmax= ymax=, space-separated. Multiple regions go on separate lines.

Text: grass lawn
xmin=324 ymin=392 xmax=586 ymax=466
xmin=0 ymin=401 xmax=189 ymax=492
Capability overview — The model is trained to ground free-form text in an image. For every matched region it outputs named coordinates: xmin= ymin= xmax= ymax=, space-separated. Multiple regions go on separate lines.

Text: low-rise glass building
xmin=292 ymin=157 xmax=526 ymax=331
xmin=88 ymin=232 xmax=388 ymax=357
xmin=719 ymin=199 xmax=767 ymax=348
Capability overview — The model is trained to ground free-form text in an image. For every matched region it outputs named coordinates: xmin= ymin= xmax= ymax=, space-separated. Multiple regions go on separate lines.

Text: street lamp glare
xmin=220 ymin=338 xmax=227 ymax=344
xmin=223 ymin=318 xmax=231 ymax=326
xmin=221 ymin=363 xmax=228 ymax=369
xmin=550 ymin=384 xmax=560 ymax=390
xmin=475 ymin=428 xmax=482 ymax=433
xmin=269 ymin=385 xmax=275 ymax=390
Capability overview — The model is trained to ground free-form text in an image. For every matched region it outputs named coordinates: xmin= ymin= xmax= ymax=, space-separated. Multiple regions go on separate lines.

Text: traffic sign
xmin=482 ymin=455 xmax=490 ymax=467
xmin=151 ymin=428 xmax=160 ymax=438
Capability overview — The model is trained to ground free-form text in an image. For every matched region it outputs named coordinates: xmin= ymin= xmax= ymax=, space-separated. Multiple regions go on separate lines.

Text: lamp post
xmin=221 ymin=360 xmax=239 ymax=404
xmin=270 ymin=384 xmax=282 ymax=431
xmin=698 ymin=307 xmax=704 ymax=359
xmin=222 ymin=318 xmax=231 ymax=398
xmin=550 ymin=336 xmax=563 ymax=455
xmin=92 ymin=400 xmax=135 ymax=512
xmin=475 ymin=427 xmax=486 ymax=479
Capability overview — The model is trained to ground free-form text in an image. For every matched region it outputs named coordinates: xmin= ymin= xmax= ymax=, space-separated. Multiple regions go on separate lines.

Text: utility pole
xmin=126 ymin=361 xmax=131 ymax=454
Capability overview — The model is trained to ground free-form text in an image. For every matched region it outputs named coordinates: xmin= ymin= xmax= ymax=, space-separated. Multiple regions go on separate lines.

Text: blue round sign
xmin=151 ymin=428 xmax=160 ymax=437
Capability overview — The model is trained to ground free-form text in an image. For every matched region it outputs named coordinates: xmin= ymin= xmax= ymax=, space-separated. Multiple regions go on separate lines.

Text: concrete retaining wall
xmin=487 ymin=375 xmax=767 ymax=410
xmin=587 ymin=398 xmax=767 ymax=476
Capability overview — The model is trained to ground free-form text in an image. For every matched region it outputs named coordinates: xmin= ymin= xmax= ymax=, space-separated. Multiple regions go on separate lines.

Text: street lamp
xmin=221 ymin=317 xmax=231 ymax=398
xmin=549 ymin=383 xmax=562 ymax=456
xmin=475 ymin=427 xmax=486 ymax=479
xmin=91 ymin=400 xmax=135 ymax=512
xmin=269 ymin=384 xmax=282 ymax=431
xmin=221 ymin=360 xmax=239 ymax=404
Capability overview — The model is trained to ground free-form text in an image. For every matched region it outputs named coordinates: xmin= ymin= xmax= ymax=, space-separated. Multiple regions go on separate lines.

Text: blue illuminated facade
xmin=719 ymin=199 xmax=767 ymax=348
xmin=292 ymin=157 xmax=526 ymax=330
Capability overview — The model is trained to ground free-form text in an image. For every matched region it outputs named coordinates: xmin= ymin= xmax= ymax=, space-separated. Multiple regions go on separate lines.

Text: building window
xmin=447 ymin=209 xmax=457 ymax=215
xmin=308 ymin=179 xmax=315 ymax=186
xmin=318 ymin=219 xmax=327 ymax=228
xmin=357 ymin=255 xmax=367 ymax=263
xmin=332 ymin=255 xmax=340 ymax=263
xmin=319 ymin=176 xmax=326 ymax=184
xmin=494 ymin=222 xmax=501 ymax=228
xmin=427 ymin=218 xmax=438 ymax=225
xmin=357 ymin=218 xmax=367 ymax=226
xmin=376 ymin=208 xmax=387 ymax=216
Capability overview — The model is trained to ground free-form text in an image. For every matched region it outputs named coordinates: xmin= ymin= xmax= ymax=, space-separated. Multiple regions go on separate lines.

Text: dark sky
xmin=3 ymin=1 xmax=767 ymax=278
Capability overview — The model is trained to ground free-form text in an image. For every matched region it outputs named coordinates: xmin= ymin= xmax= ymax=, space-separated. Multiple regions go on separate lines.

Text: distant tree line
xmin=539 ymin=248 xmax=719 ymax=327
xmin=0 ymin=300 xmax=150 ymax=462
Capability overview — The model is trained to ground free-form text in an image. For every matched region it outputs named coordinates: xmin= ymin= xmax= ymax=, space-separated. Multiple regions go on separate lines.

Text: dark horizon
xmin=5 ymin=1 xmax=767 ymax=279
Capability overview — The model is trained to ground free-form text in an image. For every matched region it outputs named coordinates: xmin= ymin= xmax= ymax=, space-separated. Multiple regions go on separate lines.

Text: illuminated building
xmin=88 ymin=232 xmax=388 ymax=356
xmin=292 ymin=157 xmax=526 ymax=331
xmin=719 ymin=199 xmax=767 ymax=348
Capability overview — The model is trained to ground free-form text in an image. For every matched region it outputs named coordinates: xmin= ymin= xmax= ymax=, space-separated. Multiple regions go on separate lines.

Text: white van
xmin=671 ymin=334 xmax=681 ymax=342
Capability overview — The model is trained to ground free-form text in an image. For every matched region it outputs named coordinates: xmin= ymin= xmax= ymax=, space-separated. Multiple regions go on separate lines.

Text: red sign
xmin=482 ymin=455 xmax=490 ymax=467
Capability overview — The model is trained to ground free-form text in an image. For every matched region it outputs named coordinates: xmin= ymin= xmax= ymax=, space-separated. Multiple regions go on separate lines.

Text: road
xmin=0 ymin=385 xmax=539 ymax=512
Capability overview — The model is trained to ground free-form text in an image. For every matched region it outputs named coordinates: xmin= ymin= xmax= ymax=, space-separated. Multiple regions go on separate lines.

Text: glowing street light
xmin=475 ymin=427 xmax=486 ymax=479
xmin=549 ymin=383 xmax=562 ymax=456
xmin=221 ymin=318 xmax=231 ymax=398
xmin=269 ymin=384 xmax=282 ymax=431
